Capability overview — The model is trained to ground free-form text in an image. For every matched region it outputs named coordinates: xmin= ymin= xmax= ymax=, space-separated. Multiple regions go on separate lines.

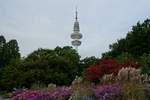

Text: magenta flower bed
xmin=93 ymin=84 xmax=121 ymax=100
xmin=11 ymin=87 xmax=71 ymax=100
xmin=11 ymin=85 xmax=121 ymax=100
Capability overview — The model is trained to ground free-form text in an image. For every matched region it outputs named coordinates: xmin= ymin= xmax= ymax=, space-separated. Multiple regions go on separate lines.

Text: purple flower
xmin=93 ymin=83 xmax=121 ymax=100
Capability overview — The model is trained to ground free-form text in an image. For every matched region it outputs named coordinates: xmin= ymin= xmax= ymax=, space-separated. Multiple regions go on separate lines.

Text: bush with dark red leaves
xmin=84 ymin=58 xmax=139 ymax=82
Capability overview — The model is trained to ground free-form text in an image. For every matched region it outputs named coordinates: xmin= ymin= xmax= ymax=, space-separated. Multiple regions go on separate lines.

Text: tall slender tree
xmin=0 ymin=36 xmax=20 ymax=68
xmin=0 ymin=35 xmax=6 ymax=68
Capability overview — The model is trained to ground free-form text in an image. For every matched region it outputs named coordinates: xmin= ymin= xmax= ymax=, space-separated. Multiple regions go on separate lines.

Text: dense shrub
xmin=84 ymin=58 xmax=139 ymax=82
xmin=84 ymin=58 xmax=119 ymax=82
xmin=84 ymin=64 xmax=104 ymax=82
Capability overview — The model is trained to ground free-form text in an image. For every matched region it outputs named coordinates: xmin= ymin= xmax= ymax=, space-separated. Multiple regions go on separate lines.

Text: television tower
xmin=71 ymin=9 xmax=83 ymax=51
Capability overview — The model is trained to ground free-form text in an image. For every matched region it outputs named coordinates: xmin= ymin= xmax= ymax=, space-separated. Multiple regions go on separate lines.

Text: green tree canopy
xmin=24 ymin=46 xmax=80 ymax=86
xmin=0 ymin=46 xmax=80 ymax=91
xmin=103 ymin=19 xmax=150 ymax=58
xmin=0 ymin=35 xmax=6 ymax=68
xmin=0 ymin=36 xmax=20 ymax=68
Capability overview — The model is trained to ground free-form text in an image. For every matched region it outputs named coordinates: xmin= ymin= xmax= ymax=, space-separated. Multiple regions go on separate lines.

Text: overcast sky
xmin=0 ymin=0 xmax=150 ymax=58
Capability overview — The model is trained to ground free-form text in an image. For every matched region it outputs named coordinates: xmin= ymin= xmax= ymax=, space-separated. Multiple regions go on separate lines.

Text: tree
xmin=78 ymin=56 xmax=100 ymax=76
xmin=0 ymin=36 xmax=20 ymax=68
xmin=0 ymin=35 xmax=6 ymax=68
xmin=126 ymin=19 xmax=150 ymax=57
xmin=3 ymin=39 xmax=20 ymax=66
xmin=103 ymin=19 xmax=150 ymax=58
xmin=80 ymin=56 xmax=100 ymax=67
xmin=0 ymin=46 xmax=80 ymax=91
xmin=25 ymin=46 xmax=80 ymax=86
xmin=140 ymin=55 xmax=150 ymax=75
xmin=0 ymin=35 xmax=6 ymax=48
xmin=54 ymin=46 xmax=80 ymax=65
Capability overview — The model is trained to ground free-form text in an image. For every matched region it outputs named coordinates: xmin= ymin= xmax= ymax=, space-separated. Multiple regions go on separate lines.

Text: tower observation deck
xmin=71 ymin=10 xmax=83 ymax=51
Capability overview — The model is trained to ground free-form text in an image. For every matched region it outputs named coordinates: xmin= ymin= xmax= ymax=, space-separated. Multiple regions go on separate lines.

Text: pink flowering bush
xmin=11 ymin=86 xmax=71 ymax=100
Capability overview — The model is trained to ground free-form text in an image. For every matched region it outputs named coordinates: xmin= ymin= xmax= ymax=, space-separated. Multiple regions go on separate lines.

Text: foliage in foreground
xmin=11 ymin=67 xmax=150 ymax=100
xmin=11 ymin=87 xmax=71 ymax=100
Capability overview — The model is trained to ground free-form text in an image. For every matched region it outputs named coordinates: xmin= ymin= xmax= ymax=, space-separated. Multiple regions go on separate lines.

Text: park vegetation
xmin=0 ymin=19 xmax=150 ymax=99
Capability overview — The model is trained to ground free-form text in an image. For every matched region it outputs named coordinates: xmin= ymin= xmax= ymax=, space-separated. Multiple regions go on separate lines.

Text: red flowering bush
xmin=84 ymin=65 xmax=104 ymax=82
xmin=99 ymin=58 xmax=120 ymax=75
xmin=84 ymin=58 xmax=118 ymax=82
xmin=84 ymin=58 xmax=139 ymax=82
